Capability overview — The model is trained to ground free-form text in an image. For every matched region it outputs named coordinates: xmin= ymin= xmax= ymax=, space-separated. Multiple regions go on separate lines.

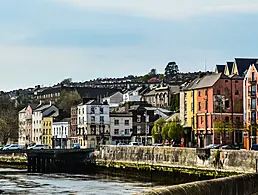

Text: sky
xmin=1 ymin=0 xmax=258 ymax=91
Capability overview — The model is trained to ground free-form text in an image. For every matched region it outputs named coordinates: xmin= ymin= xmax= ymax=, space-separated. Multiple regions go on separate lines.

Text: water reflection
xmin=0 ymin=168 xmax=160 ymax=195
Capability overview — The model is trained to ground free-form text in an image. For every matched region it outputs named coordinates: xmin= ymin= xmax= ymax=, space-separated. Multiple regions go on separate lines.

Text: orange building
xmin=187 ymin=73 xmax=244 ymax=147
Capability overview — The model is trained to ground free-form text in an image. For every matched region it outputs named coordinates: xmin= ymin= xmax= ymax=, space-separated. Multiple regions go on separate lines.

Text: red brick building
xmin=191 ymin=73 xmax=244 ymax=147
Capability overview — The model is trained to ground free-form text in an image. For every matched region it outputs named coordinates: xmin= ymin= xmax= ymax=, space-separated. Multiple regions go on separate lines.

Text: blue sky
xmin=1 ymin=0 xmax=258 ymax=91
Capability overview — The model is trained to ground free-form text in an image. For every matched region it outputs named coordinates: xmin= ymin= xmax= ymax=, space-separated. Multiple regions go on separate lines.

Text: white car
xmin=2 ymin=144 xmax=22 ymax=150
xmin=128 ymin=142 xmax=143 ymax=146
xmin=27 ymin=144 xmax=48 ymax=150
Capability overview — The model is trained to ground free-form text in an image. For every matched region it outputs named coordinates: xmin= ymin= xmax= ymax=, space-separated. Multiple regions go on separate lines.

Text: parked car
xmin=251 ymin=144 xmax=258 ymax=151
xmin=221 ymin=145 xmax=240 ymax=150
xmin=73 ymin=143 xmax=80 ymax=149
xmin=117 ymin=143 xmax=126 ymax=146
xmin=153 ymin=143 xmax=163 ymax=147
xmin=204 ymin=144 xmax=221 ymax=149
xmin=128 ymin=142 xmax=143 ymax=146
xmin=27 ymin=144 xmax=48 ymax=150
xmin=2 ymin=144 xmax=22 ymax=150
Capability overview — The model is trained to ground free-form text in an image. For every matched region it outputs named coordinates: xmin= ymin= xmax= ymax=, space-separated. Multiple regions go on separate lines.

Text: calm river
xmin=0 ymin=168 xmax=161 ymax=195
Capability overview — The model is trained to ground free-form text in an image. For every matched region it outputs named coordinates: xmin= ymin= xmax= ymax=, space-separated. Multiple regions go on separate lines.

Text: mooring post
xmin=42 ymin=157 xmax=46 ymax=173
xmin=27 ymin=156 xmax=32 ymax=173
xmin=32 ymin=157 xmax=36 ymax=173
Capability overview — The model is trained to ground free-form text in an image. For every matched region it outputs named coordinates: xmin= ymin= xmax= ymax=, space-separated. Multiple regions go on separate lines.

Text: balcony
xmin=248 ymin=91 xmax=256 ymax=97
xmin=248 ymin=78 xmax=257 ymax=84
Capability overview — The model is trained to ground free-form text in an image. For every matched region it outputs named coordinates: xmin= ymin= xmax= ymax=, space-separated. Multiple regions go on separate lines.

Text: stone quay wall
xmin=136 ymin=173 xmax=258 ymax=195
xmin=97 ymin=146 xmax=258 ymax=173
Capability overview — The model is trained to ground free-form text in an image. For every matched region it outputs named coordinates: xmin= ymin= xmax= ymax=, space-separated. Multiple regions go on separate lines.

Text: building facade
xmin=180 ymin=73 xmax=244 ymax=147
xmin=244 ymin=64 xmax=258 ymax=149
xmin=110 ymin=112 xmax=133 ymax=145
xmin=52 ymin=118 xmax=70 ymax=149
xmin=129 ymin=105 xmax=155 ymax=145
xmin=77 ymin=99 xmax=110 ymax=148
xmin=32 ymin=103 xmax=59 ymax=144
xmin=70 ymin=106 xmax=78 ymax=145
xmin=42 ymin=117 xmax=53 ymax=148
xmin=18 ymin=104 xmax=38 ymax=146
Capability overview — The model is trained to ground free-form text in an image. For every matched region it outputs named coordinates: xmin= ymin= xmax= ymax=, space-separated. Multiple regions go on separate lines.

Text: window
xmin=201 ymin=116 xmax=204 ymax=124
xmin=114 ymin=129 xmax=119 ymax=135
xmin=91 ymin=107 xmax=95 ymax=114
xmin=137 ymin=115 xmax=141 ymax=122
xmin=125 ymin=120 xmax=129 ymax=126
xmin=100 ymin=107 xmax=104 ymax=114
xmin=216 ymin=90 xmax=221 ymax=95
xmin=91 ymin=116 xmax=95 ymax=123
xmin=100 ymin=116 xmax=104 ymax=123
xmin=235 ymin=80 xmax=238 ymax=84
xmin=82 ymin=108 xmax=84 ymax=114
xmin=125 ymin=129 xmax=130 ymax=135
xmin=225 ymin=131 xmax=229 ymax=138
xmin=225 ymin=80 xmax=228 ymax=83
xmin=225 ymin=100 xmax=230 ymax=109
xmin=137 ymin=126 xmax=141 ymax=133
xmin=191 ymin=102 xmax=194 ymax=112
xmin=198 ymin=91 xmax=201 ymax=97
xmin=205 ymin=90 xmax=208 ymax=96
xmin=198 ymin=102 xmax=201 ymax=110
xmin=205 ymin=101 xmax=208 ymax=110
xmin=225 ymin=116 xmax=229 ymax=123
xmin=114 ymin=119 xmax=119 ymax=125
xmin=78 ymin=109 xmax=80 ymax=115
xmin=235 ymin=90 xmax=239 ymax=95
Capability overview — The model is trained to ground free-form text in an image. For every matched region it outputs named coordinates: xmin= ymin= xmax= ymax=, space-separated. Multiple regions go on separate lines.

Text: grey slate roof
xmin=235 ymin=58 xmax=258 ymax=76
xmin=216 ymin=65 xmax=225 ymax=73
xmin=188 ymin=73 xmax=228 ymax=90
xmin=226 ymin=62 xmax=233 ymax=75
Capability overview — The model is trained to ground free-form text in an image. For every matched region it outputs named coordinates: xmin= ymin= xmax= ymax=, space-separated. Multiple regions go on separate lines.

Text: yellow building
xmin=42 ymin=117 xmax=53 ymax=148
xmin=186 ymin=90 xmax=194 ymax=127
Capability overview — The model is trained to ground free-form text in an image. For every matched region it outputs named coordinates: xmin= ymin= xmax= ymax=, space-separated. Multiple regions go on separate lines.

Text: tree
xmin=56 ymin=90 xmax=82 ymax=114
xmin=0 ymin=97 xmax=18 ymax=145
xmin=214 ymin=119 xmax=233 ymax=144
xmin=161 ymin=123 xmax=170 ymax=140
xmin=149 ymin=69 xmax=157 ymax=77
xmin=152 ymin=117 xmax=166 ymax=143
xmin=164 ymin=62 xmax=179 ymax=79
xmin=168 ymin=117 xmax=183 ymax=144
xmin=169 ymin=93 xmax=179 ymax=112
xmin=158 ymin=74 xmax=164 ymax=80
xmin=61 ymin=78 xmax=72 ymax=85
xmin=141 ymin=74 xmax=153 ymax=82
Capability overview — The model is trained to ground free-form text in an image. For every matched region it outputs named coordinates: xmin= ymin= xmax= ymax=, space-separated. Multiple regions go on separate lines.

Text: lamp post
xmin=144 ymin=110 xmax=148 ymax=146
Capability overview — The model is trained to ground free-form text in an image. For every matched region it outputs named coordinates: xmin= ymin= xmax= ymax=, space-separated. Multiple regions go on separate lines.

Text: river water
xmin=0 ymin=168 xmax=162 ymax=195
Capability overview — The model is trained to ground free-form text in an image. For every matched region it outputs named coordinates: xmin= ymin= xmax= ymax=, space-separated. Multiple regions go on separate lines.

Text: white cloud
xmin=53 ymin=0 xmax=258 ymax=19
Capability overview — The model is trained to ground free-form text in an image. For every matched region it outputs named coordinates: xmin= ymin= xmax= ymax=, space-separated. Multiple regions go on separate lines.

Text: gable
xmin=232 ymin=62 xmax=239 ymax=75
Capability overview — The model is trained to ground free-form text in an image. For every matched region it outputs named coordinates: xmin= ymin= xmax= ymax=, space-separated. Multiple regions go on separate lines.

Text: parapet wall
xmin=98 ymin=146 xmax=258 ymax=173
xmin=136 ymin=173 xmax=258 ymax=195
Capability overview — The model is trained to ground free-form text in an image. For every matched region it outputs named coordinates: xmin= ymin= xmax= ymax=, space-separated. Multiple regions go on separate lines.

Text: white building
xmin=32 ymin=103 xmax=59 ymax=144
xmin=123 ymin=87 xmax=144 ymax=103
xmin=18 ymin=104 xmax=39 ymax=146
xmin=77 ymin=99 xmax=110 ymax=148
xmin=52 ymin=118 xmax=70 ymax=149
xmin=110 ymin=112 xmax=133 ymax=145
xmin=102 ymin=91 xmax=123 ymax=107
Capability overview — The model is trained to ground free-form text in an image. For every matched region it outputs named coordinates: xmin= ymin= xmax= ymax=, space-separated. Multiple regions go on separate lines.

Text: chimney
xmin=125 ymin=102 xmax=129 ymax=113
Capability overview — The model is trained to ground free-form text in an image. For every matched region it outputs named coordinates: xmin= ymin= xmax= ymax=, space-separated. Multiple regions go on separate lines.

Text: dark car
xmin=221 ymin=145 xmax=240 ymax=150
xmin=251 ymin=144 xmax=258 ymax=151
xmin=73 ymin=143 xmax=80 ymax=149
